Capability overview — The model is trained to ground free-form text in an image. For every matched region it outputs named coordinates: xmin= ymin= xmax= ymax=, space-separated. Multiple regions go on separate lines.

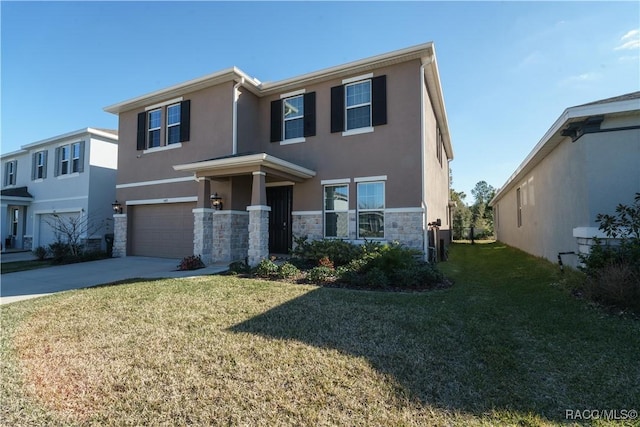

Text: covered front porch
xmin=0 ymin=187 xmax=33 ymax=251
xmin=173 ymin=153 xmax=316 ymax=266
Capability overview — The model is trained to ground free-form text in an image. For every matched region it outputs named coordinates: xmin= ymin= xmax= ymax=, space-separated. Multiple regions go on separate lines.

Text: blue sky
xmin=2 ymin=1 xmax=639 ymax=200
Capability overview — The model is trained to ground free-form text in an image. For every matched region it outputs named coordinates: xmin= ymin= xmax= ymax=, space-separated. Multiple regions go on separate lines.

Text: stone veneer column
xmin=113 ymin=213 xmax=127 ymax=257
xmin=193 ymin=208 xmax=214 ymax=265
xmin=247 ymin=206 xmax=270 ymax=266
xmin=247 ymin=170 xmax=269 ymax=266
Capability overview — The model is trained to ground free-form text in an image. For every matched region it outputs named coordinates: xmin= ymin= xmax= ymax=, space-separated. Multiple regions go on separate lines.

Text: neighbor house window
xmin=166 ymin=103 xmax=181 ymax=145
xmin=331 ymin=75 xmax=387 ymax=134
xmin=270 ymin=92 xmax=316 ymax=143
xmin=4 ymin=160 xmax=17 ymax=186
xmin=137 ymin=100 xmax=191 ymax=150
xmin=516 ymin=188 xmax=522 ymax=227
xmin=55 ymin=142 xmax=84 ymax=176
xmin=283 ymin=95 xmax=304 ymax=140
xmin=324 ymin=185 xmax=349 ymax=238
xmin=148 ymin=109 xmax=162 ymax=148
xmin=32 ymin=150 xmax=48 ymax=180
xmin=357 ymin=182 xmax=385 ymax=238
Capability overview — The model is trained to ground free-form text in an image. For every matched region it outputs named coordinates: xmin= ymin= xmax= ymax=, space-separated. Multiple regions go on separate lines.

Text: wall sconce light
xmin=112 ymin=200 xmax=123 ymax=214
xmin=210 ymin=193 xmax=223 ymax=210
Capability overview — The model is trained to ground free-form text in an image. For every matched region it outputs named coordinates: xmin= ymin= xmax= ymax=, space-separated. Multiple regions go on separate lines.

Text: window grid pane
xmin=345 ymin=80 xmax=371 ymax=130
xmin=167 ymin=104 xmax=181 ymax=126
xmin=357 ymin=182 xmax=385 ymax=239
xmin=324 ymin=185 xmax=349 ymax=238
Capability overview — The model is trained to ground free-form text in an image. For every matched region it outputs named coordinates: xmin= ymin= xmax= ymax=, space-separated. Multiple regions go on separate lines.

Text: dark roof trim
xmin=1 ymin=186 xmax=33 ymax=199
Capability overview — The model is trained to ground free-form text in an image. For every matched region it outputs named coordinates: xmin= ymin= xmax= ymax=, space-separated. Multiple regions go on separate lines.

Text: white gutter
xmin=420 ymin=61 xmax=428 ymax=261
xmin=232 ymin=78 xmax=245 ymax=155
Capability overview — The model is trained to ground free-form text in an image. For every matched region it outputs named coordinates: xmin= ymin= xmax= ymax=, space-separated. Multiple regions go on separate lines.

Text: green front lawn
xmin=1 ymin=243 xmax=638 ymax=426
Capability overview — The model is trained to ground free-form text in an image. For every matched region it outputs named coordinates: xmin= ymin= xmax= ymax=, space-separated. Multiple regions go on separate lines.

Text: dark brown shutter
xmin=371 ymin=75 xmax=387 ymax=126
xmin=303 ymin=92 xmax=316 ymax=137
xmin=330 ymin=85 xmax=344 ymax=133
xmin=270 ymin=99 xmax=283 ymax=142
xmin=136 ymin=112 xmax=146 ymax=150
xmin=180 ymin=100 xmax=190 ymax=142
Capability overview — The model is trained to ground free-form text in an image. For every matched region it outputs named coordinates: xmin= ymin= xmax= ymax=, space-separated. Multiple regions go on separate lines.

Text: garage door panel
xmin=130 ymin=203 xmax=195 ymax=258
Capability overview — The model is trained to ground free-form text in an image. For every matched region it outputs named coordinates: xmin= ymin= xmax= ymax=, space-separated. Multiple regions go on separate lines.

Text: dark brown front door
xmin=266 ymin=186 xmax=292 ymax=254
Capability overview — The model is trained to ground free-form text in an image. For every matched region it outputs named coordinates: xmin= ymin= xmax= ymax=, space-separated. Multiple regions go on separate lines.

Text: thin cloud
xmin=615 ymin=29 xmax=640 ymax=51
xmin=558 ymin=72 xmax=600 ymax=87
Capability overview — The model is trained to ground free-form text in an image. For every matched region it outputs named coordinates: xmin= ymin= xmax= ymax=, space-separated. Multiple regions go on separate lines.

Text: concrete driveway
xmin=0 ymin=255 xmax=228 ymax=305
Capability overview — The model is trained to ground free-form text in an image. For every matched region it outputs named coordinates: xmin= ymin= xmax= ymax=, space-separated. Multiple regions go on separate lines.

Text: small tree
xmin=45 ymin=213 xmax=104 ymax=257
xmin=450 ymin=189 xmax=471 ymax=240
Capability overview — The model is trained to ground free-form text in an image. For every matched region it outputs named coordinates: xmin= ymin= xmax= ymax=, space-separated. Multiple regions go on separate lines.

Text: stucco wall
xmin=494 ymin=113 xmax=640 ymax=268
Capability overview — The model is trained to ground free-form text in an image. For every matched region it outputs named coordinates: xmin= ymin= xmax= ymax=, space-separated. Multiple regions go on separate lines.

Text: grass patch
xmin=1 ymin=243 xmax=639 ymax=426
xmin=1 ymin=260 xmax=52 ymax=274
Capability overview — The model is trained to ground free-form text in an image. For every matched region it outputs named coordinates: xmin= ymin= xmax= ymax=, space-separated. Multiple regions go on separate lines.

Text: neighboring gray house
xmin=104 ymin=42 xmax=454 ymax=265
xmin=490 ymin=92 xmax=640 ymax=268
xmin=1 ymin=128 xmax=118 ymax=252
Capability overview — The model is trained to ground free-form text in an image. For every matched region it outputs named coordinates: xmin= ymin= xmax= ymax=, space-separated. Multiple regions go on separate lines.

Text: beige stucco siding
xmin=116 ymin=83 xmax=234 ymax=187
xmin=255 ymin=60 xmax=424 ymax=211
xmin=422 ymin=75 xmax=450 ymax=227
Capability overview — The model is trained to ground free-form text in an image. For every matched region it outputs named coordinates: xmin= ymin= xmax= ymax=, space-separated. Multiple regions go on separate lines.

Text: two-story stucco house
xmin=1 ymin=128 xmax=118 ymax=252
xmin=104 ymin=42 xmax=454 ymax=266
xmin=490 ymin=92 xmax=640 ymax=268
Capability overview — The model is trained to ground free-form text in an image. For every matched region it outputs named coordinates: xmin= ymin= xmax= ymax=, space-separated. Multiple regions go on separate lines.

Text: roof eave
xmin=490 ymin=97 xmax=640 ymax=205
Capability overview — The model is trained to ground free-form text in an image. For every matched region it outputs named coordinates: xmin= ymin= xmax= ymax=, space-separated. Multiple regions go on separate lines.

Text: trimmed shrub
xmin=228 ymin=260 xmax=251 ymax=275
xmin=48 ymin=241 xmax=73 ymax=264
xmin=33 ymin=246 xmax=47 ymax=261
xmin=254 ymin=258 xmax=279 ymax=278
xmin=291 ymin=237 xmax=362 ymax=267
xmin=277 ymin=262 xmax=301 ymax=280
xmin=306 ymin=266 xmax=336 ymax=283
xmin=177 ymin=255 xmax=205 ymax=271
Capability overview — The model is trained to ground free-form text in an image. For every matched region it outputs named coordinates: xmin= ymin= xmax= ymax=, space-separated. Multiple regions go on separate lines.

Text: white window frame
xmin=36 ymin=151 xmax=45 ymax=179
xmin=324 ymin=184 xmax=349 ymax=238
xmin=60 ymin=145 xmax=70 ymax=175
xmin=148 ymin=108 xmax=162 ymax=148
xmin=357 ymin=181 xmax=385 ymax=239
xmin=71 ymin=142 xmax=81 ymax=173
xmin=345 ymin=79 xmax=372 ymax=132
xmin=6 ymin=160 xmax=17 ymax=186
xmin=282 ymin=94 xmax=304 ymax=142
xmin=166 ymin=103 xmax=181 ymax=145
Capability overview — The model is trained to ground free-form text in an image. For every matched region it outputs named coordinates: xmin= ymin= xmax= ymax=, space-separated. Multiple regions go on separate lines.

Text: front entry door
xmin=266 ymin=186 xmax=292 ymax=254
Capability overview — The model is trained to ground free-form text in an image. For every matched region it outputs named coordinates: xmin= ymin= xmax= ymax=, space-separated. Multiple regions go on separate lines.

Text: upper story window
xmin=3 ymin=160 xmax=17 ymax=186
xmin=166 ymin=103 xmax=181 ymax=145
xmin=270 ymin=91 xmax=316 ymax=144
xmin=331 ymin=74 xmax=387 ymax=135
xmin=324 ymin=184 xmax=349 ymax=238
xmin=345 ymin=80 xmax=371 ymax=130
xmin=148 ymin=109 xmax=162 ymax=148
xmin=32 ymin=150 xmax=48 ymax=180
xmin=357 ymin=181 xmax=385 ymax=239
xmin=55 ymin=141 xmax=84 ymax=177
xmin=283 ymin=95 xmax=304 ymax=140
xmin=137 ymin=99 xmax=191 ymax=151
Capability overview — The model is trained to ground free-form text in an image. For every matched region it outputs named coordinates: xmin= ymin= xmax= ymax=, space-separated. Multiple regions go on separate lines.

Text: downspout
xmin=420 ymin=61 xmax=428 ymax=261
xmin=232 ymin=77 xmax=245 ymax=155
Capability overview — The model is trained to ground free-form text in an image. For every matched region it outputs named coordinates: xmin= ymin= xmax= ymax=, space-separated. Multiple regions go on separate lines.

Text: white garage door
xmin=130 ymin=203 xmax=195 ymax=259
xmin=38 ymin=212 xmax=82 ymax=248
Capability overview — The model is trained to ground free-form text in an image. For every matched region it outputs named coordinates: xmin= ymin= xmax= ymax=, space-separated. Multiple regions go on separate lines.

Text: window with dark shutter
xmin=137 ymin=112 xmax=146 ymax=150
xmin=330 ymin=85 xmax=345 ymax=133
xmin=270 ymin=99 xmax=283 ymax=142
xmin=303 ymin=92 xmax=316 ymax=137
xmin=371 ymin=75 xmax=387 ymax=126
xmin=180 ymin=100 xmax=190 ymax=142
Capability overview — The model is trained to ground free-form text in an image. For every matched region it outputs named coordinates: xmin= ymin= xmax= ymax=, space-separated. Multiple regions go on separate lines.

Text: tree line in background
xmin=450 ymin=179 xmax=496 ymax=241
